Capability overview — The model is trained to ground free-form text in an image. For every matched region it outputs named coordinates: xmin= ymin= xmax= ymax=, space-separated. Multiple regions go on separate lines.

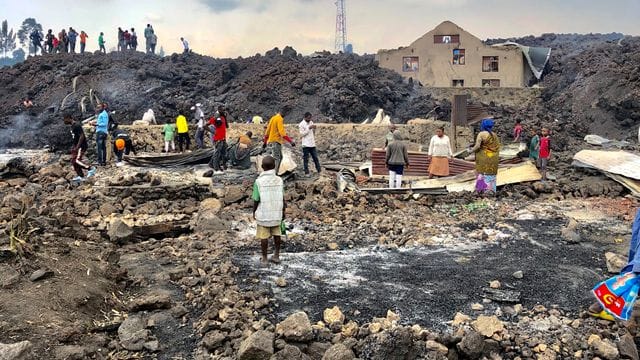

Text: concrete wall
xmin=376 ymin=21 xmax=527 ymax=88
xmin=421 ymin=87 xmax=542 ymax=108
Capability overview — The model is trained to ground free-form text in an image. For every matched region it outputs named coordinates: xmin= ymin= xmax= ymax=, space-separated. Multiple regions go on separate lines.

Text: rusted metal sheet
xmin=371 ymin=148 xmax=523 ymax=177
xmin=452 ymin=94 xmax=468 ymax=126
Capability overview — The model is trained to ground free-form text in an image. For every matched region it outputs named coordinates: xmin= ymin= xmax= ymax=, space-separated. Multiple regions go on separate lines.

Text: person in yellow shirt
xmin=176 ymin=114 xmax=190 ymax=152
xmin=263 ymin=109 xmax=295 ymax=172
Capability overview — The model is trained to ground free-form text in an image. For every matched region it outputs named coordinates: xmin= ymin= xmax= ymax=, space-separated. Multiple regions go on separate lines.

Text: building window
xmin=453 ymin=49 xmax=465 ymax=65
xmin=482 ymin=56 xmax=499 ymax=72
xmin=434 ymin=35 xmax=460 ymax=44
xmin=482 ymin=79 xmax=501 ymax=87
xmin=402 ymin=56 xmax=419 ymax=72
xmin=452 ymin=79 xmax=464 ymax=87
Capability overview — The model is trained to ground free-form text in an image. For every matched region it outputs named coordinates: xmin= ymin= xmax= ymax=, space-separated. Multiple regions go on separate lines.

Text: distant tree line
xmin=0 ymin=18 xmax=38 ymax=67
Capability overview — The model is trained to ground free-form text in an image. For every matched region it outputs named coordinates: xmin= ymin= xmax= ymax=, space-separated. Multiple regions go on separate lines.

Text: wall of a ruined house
xmin=376 ymin=21 xmax=527 ymax=88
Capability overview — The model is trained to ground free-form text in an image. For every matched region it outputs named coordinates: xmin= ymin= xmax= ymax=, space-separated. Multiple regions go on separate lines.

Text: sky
xmin=0 ymin=0 xmax=639 ymax=57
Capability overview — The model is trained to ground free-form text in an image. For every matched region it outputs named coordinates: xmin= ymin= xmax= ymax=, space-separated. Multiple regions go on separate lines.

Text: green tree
xmin=0 ymin=20 xmax=17 ymax=58
xmin=17 ymin=18 xmax=43 ymax=54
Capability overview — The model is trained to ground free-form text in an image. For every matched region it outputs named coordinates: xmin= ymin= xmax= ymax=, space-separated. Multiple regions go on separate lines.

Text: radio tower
xmin=334 ymin=0 xmax=347 ymax=53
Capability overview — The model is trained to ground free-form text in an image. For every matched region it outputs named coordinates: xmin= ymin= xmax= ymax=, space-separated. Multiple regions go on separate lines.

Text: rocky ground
xmin=0 ymin=136 xmax=639 ymax=359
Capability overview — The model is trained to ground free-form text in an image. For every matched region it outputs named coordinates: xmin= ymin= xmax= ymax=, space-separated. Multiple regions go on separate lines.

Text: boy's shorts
xmin=256 ymin=225 xmax=281 ymax=240
xmin=540 ymin=158 xmax=548 ymax=169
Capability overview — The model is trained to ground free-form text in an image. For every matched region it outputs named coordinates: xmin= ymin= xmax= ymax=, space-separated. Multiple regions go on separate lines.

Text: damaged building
xmin=376 ymin=21 xmax=551 ymax=88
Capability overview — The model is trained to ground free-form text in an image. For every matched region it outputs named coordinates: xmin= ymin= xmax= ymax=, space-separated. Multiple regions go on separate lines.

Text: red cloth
xmin=539 ymin=136 xmax=550 ymax=158
xmin=210 ymin=116 xmax=227 ymax=141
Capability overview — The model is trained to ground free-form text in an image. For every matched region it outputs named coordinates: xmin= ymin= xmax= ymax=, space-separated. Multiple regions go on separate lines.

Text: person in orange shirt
xmin=263 ymin=108 xmax=295 ymax=173
xmin=79 ymin=31 xmax=88 ymax=54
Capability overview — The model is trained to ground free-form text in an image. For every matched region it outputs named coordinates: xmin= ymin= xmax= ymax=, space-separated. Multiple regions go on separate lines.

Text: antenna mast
xmin=335 ymin=0 xmax=347 ymax=53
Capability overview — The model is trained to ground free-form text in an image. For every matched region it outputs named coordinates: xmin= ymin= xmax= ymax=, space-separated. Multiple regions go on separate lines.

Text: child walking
xmin=162 ymin=119 xmax=176 ymax=153
xmin=252 ymin=155 xmax=286 ymax=265
xmin=539 ymin=128 xmax=551 ymax=181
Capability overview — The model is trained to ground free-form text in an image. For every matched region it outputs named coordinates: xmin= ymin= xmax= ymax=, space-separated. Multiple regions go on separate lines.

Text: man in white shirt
xmin=181 ymin=37 xmax=189 ymax=53
xmin=298 ymin=112 xmax=321 ymax=176
xmin=192 ymin=103 xmax=205 ymax=149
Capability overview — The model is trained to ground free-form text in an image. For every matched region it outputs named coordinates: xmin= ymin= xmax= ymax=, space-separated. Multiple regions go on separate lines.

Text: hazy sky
xmin=1 ymin=0 xmax=638 ymax=57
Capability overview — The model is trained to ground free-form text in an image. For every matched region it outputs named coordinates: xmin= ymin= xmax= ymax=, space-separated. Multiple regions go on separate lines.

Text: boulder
xmin=472 ymin=315 xmax=504 ymax=337
xmin=323 ymin=306 xmax=345 ymax=325
xmin=618 ymin=333 xmax=639 ymax=360
xmin=193 ymin=198 xmax=229 ymax=233
xmin=307 ymin=342 xmax=331 ymax=360
xmin=605 ymin=252 xmax=627 ymax=274
xmin=203 ymin=330 xmax=227 ymax=351
xmin=591 ymin=337 xmax=619 ymax=360
xmin=276 ymin=312 xmax=313 ymax=342
xmin=271 ymin=344 xmax=311 ymax=360
xmin=425 ymin=340 xmax=448 ymax=355
xmin=128 ymin=292 xmax=172 ymax=312
xmin=321 ymin=343 xmax=355 ymax=360
xmin=118 ymin=315 xmax=150 ymax=351
xmin=53 ymin=345 xmax=86 ymax=360
xmin=457 ymin=331 xmax=484 ymax=358
xmin=108 ymin=219 xmax=134 ymax=242
xmin=238 ymin=330 xmax=274 ymax=360
xmin=0 ymin=341 xmax=33 ymax=360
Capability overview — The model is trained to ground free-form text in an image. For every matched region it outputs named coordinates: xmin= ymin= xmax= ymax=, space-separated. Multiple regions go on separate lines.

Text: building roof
xmin=491 ymin=42 xmax=551 ymax=80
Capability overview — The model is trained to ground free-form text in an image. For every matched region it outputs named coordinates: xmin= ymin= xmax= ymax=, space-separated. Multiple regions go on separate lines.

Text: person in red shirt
xmin=513 ymin=120 xmax=523 ymax=142
xmin=539 ymin=128 xmax=551 ymax=181
xmin=79 ymin=31 xmax=88 ymax=54
xmin=208 ymin=106 xmax=230 ymax=173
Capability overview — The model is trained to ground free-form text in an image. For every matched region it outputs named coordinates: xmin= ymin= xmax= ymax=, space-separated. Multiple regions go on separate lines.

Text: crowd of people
xmin=28 ymin=23 xmax=170 ymax=55
xmin=383 ymin=118 xmax=552 ymax=192
xmin=62 ymin=104 xmax=322 ymax=182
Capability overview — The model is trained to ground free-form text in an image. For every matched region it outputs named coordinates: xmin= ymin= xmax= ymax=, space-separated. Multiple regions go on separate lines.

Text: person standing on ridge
xmin=144 ymin=24 xmax=154 ymax=54
xmin=117 ymin=27 xmax=124 ymax=51
xmin=45 ymin=29 xmax=54 ymax=53
xmin=123 ymin=30 xmax=131 ymax=50
xmin=79 ymin=31 xmax=88 ymax=54
xmin=181 ymin=37 xmax=189 ymax=53
xmin=30 ymin=29 xmax=43 ymax=55
xmin=130 ymin=28 xmax=138 ymax=51
xmin=298 ymin=112 xmax=321 ymax=177
xmin=98 ymin=32 xmax=106 ymax=53
xmin=68 ymin=27 xmax=78 ymax=53
xmin=263 ymin=108 xmax=295 ymax=174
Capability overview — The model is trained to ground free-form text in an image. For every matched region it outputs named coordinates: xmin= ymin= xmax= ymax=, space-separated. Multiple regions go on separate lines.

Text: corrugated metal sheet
xmin=371 ymin=148 xmax=522 ymax=177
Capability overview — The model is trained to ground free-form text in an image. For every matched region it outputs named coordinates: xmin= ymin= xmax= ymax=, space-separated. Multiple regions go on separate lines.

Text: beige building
xmin=376 ymin=21 xmax=549 ymax=88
